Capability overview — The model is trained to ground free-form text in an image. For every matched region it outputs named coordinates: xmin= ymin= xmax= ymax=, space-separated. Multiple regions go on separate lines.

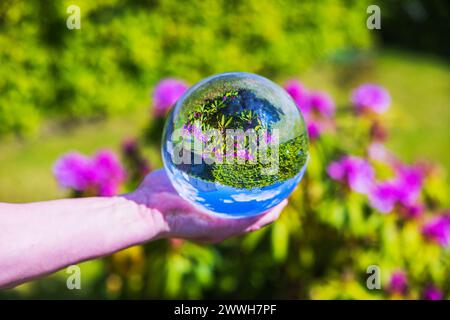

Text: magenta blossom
xmin=369 ymin=164 xmax=424 ymax=214
xmin=367 ymin=142 xmax=393 ymax=163
xmin=307 ymin=122 xmax=321 ymax=140
xmin=53 ymin=149 xmax=126 ymax=196
xmin=284 ymin=79 xmax=310 ymax=112
xmin=285 ymin=80 xmax=336 ymax=140
xmin=394 ymin=164 xmax=424 ymax=206
xmin=369 ymin=181 xmax=398 ymax=214
xmin=351 ymin=84 xmax=391 ymax=114
xmin=389 ymin=271 xmax=408 ymax=294
xmin=92 ymin=150 xmax=126 ymax=196
xmin=152 ymin=78 xmax=188 ymax=117
xmin=422 ymin=285 xmax=443 ymax=300
xmin=305 ymin=91 xmax=336 ymax=140
xmin=422 ymin=213 xmax=450 ymax=247
xmin=53 ymin=152 xmax=96 ymax=191
xmin=309 ymin=91 xmax=335 ymax=117
xmin=327 ymin=156 xmax=375 ymax=194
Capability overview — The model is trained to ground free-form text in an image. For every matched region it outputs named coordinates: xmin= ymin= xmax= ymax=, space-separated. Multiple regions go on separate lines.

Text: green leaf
xmin=271 ymin=220 xmax=289 ymax=262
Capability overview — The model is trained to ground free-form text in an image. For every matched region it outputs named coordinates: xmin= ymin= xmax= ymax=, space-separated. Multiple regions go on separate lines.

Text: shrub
xmin=0 ymin=0 xmax=372 ymax=136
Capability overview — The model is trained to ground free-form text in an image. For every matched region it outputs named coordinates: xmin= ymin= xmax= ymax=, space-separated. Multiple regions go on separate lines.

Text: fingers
xmin=244 ymin=199 xmax=287 ymax=232
xmin=140 ymin=169 xmax=175 ymax=193
xmin=140 ymin=167 xmax=288 ymax=243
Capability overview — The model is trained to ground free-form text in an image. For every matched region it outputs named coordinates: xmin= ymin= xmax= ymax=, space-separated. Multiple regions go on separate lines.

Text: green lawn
xmin=0 ymin=109 xmax=160 ymax=202
xmin=376 ymin=51 xmax=450 ymax=170
xmin=0 ymin=49 xmax=449 ymax=203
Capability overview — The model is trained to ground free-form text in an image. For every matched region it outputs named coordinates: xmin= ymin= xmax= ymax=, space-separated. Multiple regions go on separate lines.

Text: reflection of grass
xmin=0 ymin=50 xmax=448 ymax=203
xmin=211 ymin=134 xmax=308 ymax=189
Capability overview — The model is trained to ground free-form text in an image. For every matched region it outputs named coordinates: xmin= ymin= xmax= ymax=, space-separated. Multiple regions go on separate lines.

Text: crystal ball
xmin=162 ymin=72 xmax=309 ymax=218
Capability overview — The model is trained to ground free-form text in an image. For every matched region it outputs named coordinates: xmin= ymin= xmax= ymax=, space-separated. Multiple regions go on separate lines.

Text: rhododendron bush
xmin=52 ymin=78 xmax=449 ymax=300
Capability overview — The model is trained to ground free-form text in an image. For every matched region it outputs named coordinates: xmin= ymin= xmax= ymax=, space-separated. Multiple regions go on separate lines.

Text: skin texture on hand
xmin=0 ymin=169 xmax=286 ymax=289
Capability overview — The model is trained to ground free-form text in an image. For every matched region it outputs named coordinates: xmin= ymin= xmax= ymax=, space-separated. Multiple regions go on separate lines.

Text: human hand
xmin=126 ymin=169 xmax=287 ymax=243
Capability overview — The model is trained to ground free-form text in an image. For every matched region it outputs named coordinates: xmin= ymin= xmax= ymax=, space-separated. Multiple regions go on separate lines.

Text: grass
xmin=0 ymin=49 xmax=448 ymax=203
xmin=375 ymin=51 xmax=450 ymax=169
xmin=0 ymin=108 xmax=161 ymax=202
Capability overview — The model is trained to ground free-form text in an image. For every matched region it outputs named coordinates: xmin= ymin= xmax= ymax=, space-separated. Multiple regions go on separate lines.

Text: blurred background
xmin=0 ymin=0 xmax=449 ymax=299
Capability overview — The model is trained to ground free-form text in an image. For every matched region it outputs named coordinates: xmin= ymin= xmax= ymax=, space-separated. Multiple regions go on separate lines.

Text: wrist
xmin=118 ymin=193 xmax=170 ymax=242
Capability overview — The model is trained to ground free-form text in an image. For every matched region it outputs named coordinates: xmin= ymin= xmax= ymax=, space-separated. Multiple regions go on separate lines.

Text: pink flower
xmin=53 ymin=150 xmax=126 ymax=196
xmin=368 ymin=164 xmax=424 ymax=214
xmin=309 ymin=91 xmax=335 ymax=117
xmin=285 ymin=81 xmax=336 ymax=141
xmin=422 ymin=213 xmax=450 ymax=247
xmin=307 ymin=122 xmax=321 ymax=140
xmin=284 ymin=79 xmax=310 ymax=112
xmin=152 ymin=78 xmax=188 ymax=117
xmin=367 ymin=142 xmax=392 ymax=163
xmin=92 ymin=150 xmax=126 ymax=196
xmin=389 ymin=270 xmax=408 ymax=294
xmin=369 ymin=181 xmax=399 ymax=214
xmin=53 ymin=152 xmax=96 ymax=191
xmin=351 ymin=84 xmax=391 ymax=114
xmin=327 ymin=156 xmax=375 ymax=194
xmin=422 ymin=285 xmax=443 ymax=300
xmin=394 ymin=164 xmax=423 ymax=207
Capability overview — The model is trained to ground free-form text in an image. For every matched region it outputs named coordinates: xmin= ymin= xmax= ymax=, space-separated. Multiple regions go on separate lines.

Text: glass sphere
xmin=162 ymin=72 xmax=309 ymax=218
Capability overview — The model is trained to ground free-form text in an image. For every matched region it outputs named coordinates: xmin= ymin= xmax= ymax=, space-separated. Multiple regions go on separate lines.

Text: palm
xmin=129 ymin=169 xmax=286 ymax=243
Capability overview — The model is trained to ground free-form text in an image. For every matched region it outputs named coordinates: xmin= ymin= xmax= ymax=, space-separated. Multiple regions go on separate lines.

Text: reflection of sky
xmin=166 ymin=163 xmax=307 ymax=218
xmin=162 ymin=119 xmax=310 ymax=218
xmin=174 ymin=171 xmax=206 ymax=203
xmin=231 ymin=189 xmax=281 ymax=202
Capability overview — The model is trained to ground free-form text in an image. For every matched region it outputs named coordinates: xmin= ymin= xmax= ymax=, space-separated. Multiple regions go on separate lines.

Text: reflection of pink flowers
xmin=236 ymin=149 xmax=255 ymax=161
xmin=327 ymin=156 xmax=375 ymax=194
xmin=183 ymin=123 xmax=208 ymax=142
xmin=284 ymin=80 xmax=335 ymax=140
xmin=152 ymin=78 xmax=188 ymax=117
xmin=422 ymin=213 xmax=450 ymax=247
xmin=262 ymin=131 xmax=274 ymax=144
xmin=389 ymin=270 xmax=408 ymax=295
xmin=53 ymin=150 xmax=126 ymax=196
xmin=351 ymin=84 xmax=391 ymax=114
xmin=422 ymin=285 xmax=443 ymax=300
